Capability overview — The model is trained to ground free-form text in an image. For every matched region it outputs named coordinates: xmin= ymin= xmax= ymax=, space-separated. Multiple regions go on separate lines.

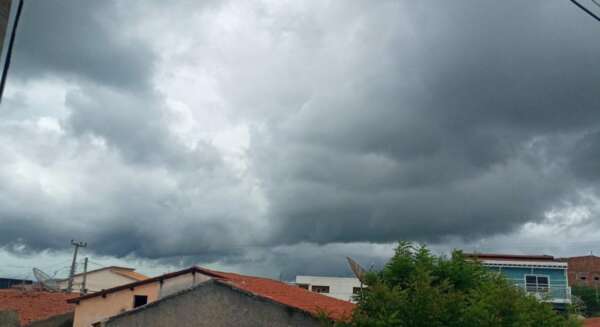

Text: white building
xmin=295 ymin=275 xmax=363 ymax=302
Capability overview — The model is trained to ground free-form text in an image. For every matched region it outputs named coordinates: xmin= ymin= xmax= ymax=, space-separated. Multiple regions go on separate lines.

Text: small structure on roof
xmin=68 ymin=266 xmax=354 ymax=327
xmin=467 ymin=253 xmax=571 ymax=309
xmin=56 ymin=266 xmax=148 ymax=294
xmin=295 ymin=275 xmax=363 ymax=302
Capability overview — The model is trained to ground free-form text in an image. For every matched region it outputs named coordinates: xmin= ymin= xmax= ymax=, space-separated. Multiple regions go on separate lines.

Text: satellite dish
xmin=32 ymin=268 xmax=60 ymax=292
xmin=346 ymin=257 xmax=367 ymax=283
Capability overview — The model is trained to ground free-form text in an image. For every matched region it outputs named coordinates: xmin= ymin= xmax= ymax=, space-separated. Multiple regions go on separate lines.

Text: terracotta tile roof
xmin=0 ymin=290 xmax=77 ymax=326
xmin=112 ymin=269 xmax=148 ymax=281
xmin=69 ymin=266 xmax=355 ymax=321
xmin=199 ymin=268 xmax=355 ymax=321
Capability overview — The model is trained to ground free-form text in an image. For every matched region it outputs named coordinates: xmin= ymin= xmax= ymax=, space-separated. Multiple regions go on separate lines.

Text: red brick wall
xmin=567 ymin=256 xmax=600 ymax=287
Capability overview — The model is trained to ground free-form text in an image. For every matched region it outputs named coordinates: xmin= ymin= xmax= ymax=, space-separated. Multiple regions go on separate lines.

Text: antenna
xmin=346 ymin=257 xmax=367 ymax=283
xmin=32 ymin=268 xmax=60 ymax=292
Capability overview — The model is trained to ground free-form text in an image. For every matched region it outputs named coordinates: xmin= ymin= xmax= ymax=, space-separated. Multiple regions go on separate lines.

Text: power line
xmin=0 ymin=0 xmax=23 ymax=102
xmin=569 ymin=0 xmax=600 ymax=22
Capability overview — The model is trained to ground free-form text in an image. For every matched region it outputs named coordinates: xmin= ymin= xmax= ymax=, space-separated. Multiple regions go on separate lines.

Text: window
xmin=133 ymin=295 xmax=148 ymax=308
xmin=353 ymin=287 xmax=363 ymax=294
xmin=297 ymin=283 xmax=309 ymax=290
xmin=311 ymin=285 xmax=330 ymax=293
xmin=525 ymin=275 xmax=549 ymax=293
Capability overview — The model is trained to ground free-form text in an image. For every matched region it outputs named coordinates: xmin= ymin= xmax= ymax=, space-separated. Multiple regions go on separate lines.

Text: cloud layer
xmin=1 ymin=0 xmax=600 ymax=277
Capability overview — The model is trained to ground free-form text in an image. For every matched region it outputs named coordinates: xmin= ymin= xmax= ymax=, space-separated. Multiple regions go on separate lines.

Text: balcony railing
xmin=508 ymin=279 xmax=571 ymax=304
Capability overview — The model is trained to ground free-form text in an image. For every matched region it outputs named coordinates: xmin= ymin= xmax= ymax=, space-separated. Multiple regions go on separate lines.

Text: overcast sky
xmin=1 ymin=0 xmax=600 ymax=280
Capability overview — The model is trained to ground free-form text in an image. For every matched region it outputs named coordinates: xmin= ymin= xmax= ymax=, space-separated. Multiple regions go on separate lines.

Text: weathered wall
xmin=0 ymin=310 xmax=19 ymax=327
xmin=566 ymin=256 xmax=600 ymax=287
xmin=102 ymin=281 xmax=321 ymax=327
xmin=57 ymin=270 xmax=137 ymax=293
xmin=28 ymin=312 xmax=73 ymax=327
xmin=72 ymin=282 xmax=159 ymax=327
xmin=158 ymin=271 xmax=210 ymax=298
xmin=72 ymin=270 xmax=215 ymax=327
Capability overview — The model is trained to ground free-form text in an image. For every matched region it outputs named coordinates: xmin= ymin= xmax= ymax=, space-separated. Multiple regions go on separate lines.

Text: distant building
xmin=560 ymin=255 xmax=600 ymax=287
xmin=468 ymin=253 xmax=571 ymax=309
xmin=68 ymin=266 xmax=354 ymax=327
xmin=0 ymin=278 xmax=32 ymax=289
xmin=56 ymin=266 xmax=148 ymax=294
xmin=295 ymin=276 xmax=362 ymax=302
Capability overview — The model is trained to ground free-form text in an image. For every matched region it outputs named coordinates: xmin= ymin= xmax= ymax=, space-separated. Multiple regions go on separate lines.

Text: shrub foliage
xmin=340 ymin=241 xmax=580 ymax=327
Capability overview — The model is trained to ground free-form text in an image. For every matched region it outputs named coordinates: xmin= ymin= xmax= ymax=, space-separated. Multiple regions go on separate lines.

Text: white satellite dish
xmin=32 ymin=268 xmax=60 ymax=292
xmin=346 ymin=257 xmax=367 ymax=283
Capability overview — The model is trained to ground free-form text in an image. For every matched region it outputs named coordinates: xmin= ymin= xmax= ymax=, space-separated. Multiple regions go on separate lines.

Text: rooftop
xmin=465 ymin=253 xmax=556 ymax=262
xmin=0 ymin=290 xmax=77 ymax=325
xmin=69 ymin=266 xmax=355 ymax=321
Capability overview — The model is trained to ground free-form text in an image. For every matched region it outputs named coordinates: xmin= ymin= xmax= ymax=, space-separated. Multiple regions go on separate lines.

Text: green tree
xmin=341 ymin=241 xmax=581 ymax=327
xmin=572 ymin=285 xmax=600 ymax=317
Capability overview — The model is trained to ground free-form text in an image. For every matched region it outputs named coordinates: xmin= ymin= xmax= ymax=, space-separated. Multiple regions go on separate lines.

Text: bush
xmin=572 ymin=285 xmax=600 ymax=317
xmin=339 ymin=241 xmax=581 ymax=327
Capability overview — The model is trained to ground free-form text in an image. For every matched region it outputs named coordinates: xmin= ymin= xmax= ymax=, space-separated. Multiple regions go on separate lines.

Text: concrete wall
xmin=29 ymin=312 xmax=74 ymax=327
xmin=58 ymin=270 xmax=137 ymax=293
xmin=72 ymin=282 xmax=159 ymax=327
xmin=102 ymin=281 xmax=322 ymax=327
xmin=295 ymin=276 xmax=361 ymax=301
xmin=72 ymin=270 xmax=211 ymax=327
xmin=158 ymin=272 xmax=210 ymax=298
xmin=0 ymin=310 xmax=19 ymax=327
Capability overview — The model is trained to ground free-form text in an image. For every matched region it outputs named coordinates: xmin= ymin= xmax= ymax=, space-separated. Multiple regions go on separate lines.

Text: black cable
xmin=0 ymin=0 xmax=23 ymax=103
xmin=569 ymin=0 xmax=600 ymax=22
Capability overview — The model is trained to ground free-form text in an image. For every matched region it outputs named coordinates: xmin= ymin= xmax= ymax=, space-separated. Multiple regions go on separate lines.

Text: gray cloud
xmin=12 ymin=0 xmax=155 ymax=90
xmin=1 ymin=0 xmax=600 ymax=278
xmin=245 ymin=0 xmax=600 ymax=245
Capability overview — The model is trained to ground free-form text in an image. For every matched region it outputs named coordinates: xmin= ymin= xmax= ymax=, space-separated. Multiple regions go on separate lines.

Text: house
xmin=295 ymin=275 xmax=363 ymax=302
xmin=468 ymin=253 xmax=571 ymax=309
xmin=559 ymin=255 xmax=600 ymax=287
xmin=0 ymin=289 xmax=77 ymax=326
xmin=56 ymin=266 xmax=148 ymax=294
xmin=68 ymin=266 xmax=355 ymax=327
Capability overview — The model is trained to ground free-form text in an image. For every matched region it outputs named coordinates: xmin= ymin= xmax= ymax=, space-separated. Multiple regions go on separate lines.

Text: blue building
xmin=469 ymin=253 xmax=571 ymax=309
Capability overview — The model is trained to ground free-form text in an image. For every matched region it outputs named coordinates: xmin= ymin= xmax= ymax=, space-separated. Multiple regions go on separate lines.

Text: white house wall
xmin=295 ymin=276 xmax=361 ymax=302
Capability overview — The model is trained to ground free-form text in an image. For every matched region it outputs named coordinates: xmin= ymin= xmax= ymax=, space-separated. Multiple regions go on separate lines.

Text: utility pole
xmin=80 ymin=257 xmax=88 ymax=294
xmin=67 ymin=240 xmax=87 ymax=292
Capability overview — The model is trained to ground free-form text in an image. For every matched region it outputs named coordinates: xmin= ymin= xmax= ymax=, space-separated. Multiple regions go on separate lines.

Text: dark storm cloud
xmin=12 ymin=0 xmax=155 ymax=90
xmin=0 ymin=0 xmax=260 ymax=261
xmin=2 ymin=0 xmax=600 ymax=278
xmin=248 ymin=0 xmax=600 ymax=245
